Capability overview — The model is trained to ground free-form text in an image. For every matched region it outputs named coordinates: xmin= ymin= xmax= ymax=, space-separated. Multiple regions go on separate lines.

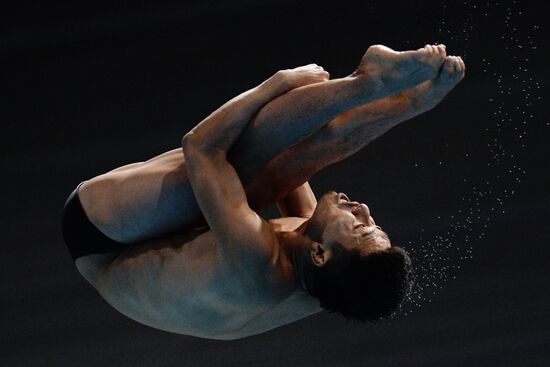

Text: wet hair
xmin=308 ymin=243 xmax=412 ymax=323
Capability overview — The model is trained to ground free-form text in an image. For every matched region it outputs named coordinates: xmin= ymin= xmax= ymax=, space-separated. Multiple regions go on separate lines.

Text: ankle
xmin=400 ymin=89 xmax=431 ymax=113
xmin=350 ymin=72 xmax=385 ymax=100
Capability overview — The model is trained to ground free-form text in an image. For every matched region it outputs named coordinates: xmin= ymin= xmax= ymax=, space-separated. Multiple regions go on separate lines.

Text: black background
xmin=2 ymin=0 xmax=549 ymax=366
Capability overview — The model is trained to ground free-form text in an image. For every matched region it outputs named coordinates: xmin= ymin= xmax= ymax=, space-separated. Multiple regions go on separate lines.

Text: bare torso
xmin=84 ymin=216 xmax=321 ymax=340
xmin=73 ymin=141 xmax=324 ymax=340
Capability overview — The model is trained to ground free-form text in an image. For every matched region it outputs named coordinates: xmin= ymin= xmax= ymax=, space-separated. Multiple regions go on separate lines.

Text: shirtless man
xmin=62 ymin=44 xmax=465 ymax=340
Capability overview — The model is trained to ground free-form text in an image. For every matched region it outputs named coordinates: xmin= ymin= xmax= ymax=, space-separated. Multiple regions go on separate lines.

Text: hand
xmin=272 ymin=64 xmax=330 ymax=93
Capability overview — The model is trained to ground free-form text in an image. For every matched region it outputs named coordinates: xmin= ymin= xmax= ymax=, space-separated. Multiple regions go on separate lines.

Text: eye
xmin=354 ymin=223 xmax=366 ymax=229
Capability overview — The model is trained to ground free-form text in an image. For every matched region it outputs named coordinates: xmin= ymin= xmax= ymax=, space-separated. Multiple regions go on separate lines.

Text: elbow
xmin=181 ymin=132 xmax=195 ymax=153
xmin=182 ymin=132 xmax=224 ymax=161
xmin=182 ymin=131 xmax=205 ymax=157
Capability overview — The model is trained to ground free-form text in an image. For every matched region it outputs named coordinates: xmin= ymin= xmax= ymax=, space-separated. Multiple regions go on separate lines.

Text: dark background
xmin=2 ymin=0 xmax=549 ymax=366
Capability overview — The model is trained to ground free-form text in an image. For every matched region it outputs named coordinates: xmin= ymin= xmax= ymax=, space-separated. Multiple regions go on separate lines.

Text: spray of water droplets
xmin=398 ymin=0 xmax=543 ymax=318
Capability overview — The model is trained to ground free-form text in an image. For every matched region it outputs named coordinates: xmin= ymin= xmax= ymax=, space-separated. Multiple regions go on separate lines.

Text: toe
xmin=443 ymin=57 xmax=454 ymax=74
xmin=458 ymin=57 xmax=465 ymax=73
xmin=451 ymin=56 xmax=458 ymax=74
xmin=437 ymin=44 xmax=447 ymax=58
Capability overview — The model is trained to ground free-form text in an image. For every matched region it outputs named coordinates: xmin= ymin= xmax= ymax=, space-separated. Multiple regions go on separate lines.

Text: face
xmin=308 ymin=191 xmax=391 ymax=259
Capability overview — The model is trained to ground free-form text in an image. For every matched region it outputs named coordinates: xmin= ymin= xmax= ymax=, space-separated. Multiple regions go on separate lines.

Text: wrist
xmin=261 ymin=71 xmax=289 ymax=96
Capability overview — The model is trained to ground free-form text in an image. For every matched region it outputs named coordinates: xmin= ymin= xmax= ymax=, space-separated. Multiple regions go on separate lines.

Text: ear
xmin=310 ymin=242 xmax=332 ymax=267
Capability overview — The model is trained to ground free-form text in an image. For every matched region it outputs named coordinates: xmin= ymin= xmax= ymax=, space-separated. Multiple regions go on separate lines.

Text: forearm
xmin=275 ymin=182 xmax=317 ymax=218
xmin=183 ymin=74 xmax=288 ymax=153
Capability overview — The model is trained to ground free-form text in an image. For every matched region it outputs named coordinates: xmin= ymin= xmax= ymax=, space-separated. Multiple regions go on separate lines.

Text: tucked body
xmin=63 ymin=44 xmax=465 ymax=340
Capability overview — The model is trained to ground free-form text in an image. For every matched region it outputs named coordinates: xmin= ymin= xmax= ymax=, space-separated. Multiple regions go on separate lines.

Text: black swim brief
xmin=62 ymin=182 xmax=125 ymax=262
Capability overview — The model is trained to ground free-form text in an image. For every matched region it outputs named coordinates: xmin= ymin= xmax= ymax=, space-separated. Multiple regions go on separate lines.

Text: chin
xmin=320 ymin=191 xmax=338 ymax=203
xmin=309 ymin=192 xmax=337 ymax=222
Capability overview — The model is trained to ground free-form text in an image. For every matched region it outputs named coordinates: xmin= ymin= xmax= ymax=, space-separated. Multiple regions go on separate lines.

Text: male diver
xmin=62 ymin=44 xmax=465 ymax=340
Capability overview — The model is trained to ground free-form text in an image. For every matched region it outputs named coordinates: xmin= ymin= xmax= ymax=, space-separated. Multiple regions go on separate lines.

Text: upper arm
xmin=182 ymin=139 xmax=274 ymax=266
xmin=276 ymin=182 xmax=317 ymax=218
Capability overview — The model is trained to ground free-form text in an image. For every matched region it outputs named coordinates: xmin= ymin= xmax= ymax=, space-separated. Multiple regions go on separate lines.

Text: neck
xmin=292 ymin=244 xmax=309 ymax=293
xmin=277 ymin=220 xmax=316 ymax=296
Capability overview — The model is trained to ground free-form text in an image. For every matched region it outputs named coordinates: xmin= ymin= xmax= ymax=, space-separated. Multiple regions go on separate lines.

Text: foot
xmin=354 ymin=44 xmax=447 ymax=97
xmin=407 ymin=55 xmax=466 ymax=112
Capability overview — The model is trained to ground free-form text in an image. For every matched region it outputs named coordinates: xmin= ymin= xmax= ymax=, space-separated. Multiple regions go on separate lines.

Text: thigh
xmin=78 ymin=126 xmax=348 ymax=245
xmin=78 ymin=143 xmax=299 ymax=244
xmin=78 ymin=149 xmax=201 ymax=244
xmin=77 ymin=125 xmax=322 ymax=245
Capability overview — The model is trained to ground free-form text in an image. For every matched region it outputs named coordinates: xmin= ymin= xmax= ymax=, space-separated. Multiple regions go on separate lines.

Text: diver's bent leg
xmin=75 ymin=79 xmax=377 ymax=242
xmin=245 ymin=56 xmax=467 ymax=205
xmin=229 ymin=45 xmax=446 ymax=177
xmin=230 ymin=44 xmax=446 ymax=176
xmin=244 ymin=90 xmax=424 ymax=206
xmin=79 ymin=46 xmax=449 ymax=243
xmin=79 ymin=75 xmax=368 ymax=243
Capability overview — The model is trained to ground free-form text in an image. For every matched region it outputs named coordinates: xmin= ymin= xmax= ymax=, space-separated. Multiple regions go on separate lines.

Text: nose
xmin=351 ymin=203 xmax=370 ymax=217
xmin=360 ymin=203 xmax=371 ymax=217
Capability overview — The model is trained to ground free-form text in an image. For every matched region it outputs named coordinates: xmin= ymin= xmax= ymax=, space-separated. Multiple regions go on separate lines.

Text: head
xmin=300 ymin=191 xmax=412 ymax=322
